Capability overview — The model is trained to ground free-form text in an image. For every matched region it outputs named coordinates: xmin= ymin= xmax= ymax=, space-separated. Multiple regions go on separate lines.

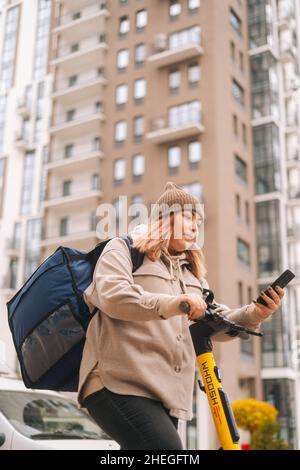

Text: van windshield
xmin=0 ymin=391 xmax=110 ymax=440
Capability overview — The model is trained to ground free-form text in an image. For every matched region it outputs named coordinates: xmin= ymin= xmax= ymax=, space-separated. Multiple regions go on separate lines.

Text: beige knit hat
xmin=153 ymin=181 xmax=201 ymax=218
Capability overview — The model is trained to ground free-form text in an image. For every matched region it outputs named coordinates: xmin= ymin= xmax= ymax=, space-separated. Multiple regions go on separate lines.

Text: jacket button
xmin=174 ymin=366 xmax=181 ymax=373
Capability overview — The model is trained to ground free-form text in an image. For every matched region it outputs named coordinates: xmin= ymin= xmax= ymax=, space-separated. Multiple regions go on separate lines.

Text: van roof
xmin=0 ymin=376 xmax=64 ymax=397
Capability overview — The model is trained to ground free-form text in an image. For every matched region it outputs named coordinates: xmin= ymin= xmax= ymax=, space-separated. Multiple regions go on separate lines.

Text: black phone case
xmin=256 ymin=269 xmax=295 ymax=307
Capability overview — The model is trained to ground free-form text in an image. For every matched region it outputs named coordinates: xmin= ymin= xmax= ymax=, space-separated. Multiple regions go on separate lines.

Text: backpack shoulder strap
xmin=87 ymin=235 xmax=144 ymax=274
xmin=120 ymin=235 xmax=145 ymax=273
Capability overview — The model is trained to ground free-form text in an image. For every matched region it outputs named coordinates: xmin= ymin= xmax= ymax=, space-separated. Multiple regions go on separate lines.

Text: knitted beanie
xmin=153 ymin=181 xmax=200 ymax=218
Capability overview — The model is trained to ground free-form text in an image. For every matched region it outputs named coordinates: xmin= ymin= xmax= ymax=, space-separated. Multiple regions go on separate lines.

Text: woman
xmin=77 ymin=182 xmax=284 ymax=450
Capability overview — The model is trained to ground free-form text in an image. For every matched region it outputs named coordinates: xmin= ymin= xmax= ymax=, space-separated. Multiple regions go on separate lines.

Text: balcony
xmin=47 ymin=144 xmax=104 ymax=174
xmin=41 ymin=214 xmax=99 ymax=248
xmin=288 ymin=186 xmax=300 ymax=202
xmin=51 ymin=34 xmax=108 ymax=71
xmin=43 ymin=182 xmax=103 ymax=210
xmin=52 ymin=69 xmax=107 ymax=102
xmin=5 ymin=238 xmax=20 ymax=258
xmin=16 ymin=95 xmax=32 ymax=118
xmin=53 ymin=2 xmax=109 ymax=41
xmin=286 ymin=112 xmax=299 ymax=133
xmin=287 ymin=224 xmax=300 ymax=239
xmin=147 ymin=33 xmax=203 ymax=68
xmin=146 ymin=108 xmax=204 ymax=144
xmin=280 ymin=43 xmax=298 ymax=64
xmin=14 ymin=132 xmax=35 ymax=151
xmin=287 ymin=150 xmax=300 ymax=168
xmin=50 ymin=107 xmax=105 ymax=137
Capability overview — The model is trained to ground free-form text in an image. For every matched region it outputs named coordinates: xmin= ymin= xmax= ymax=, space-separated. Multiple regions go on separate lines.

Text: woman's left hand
xmin=252 ymin=285 xmax=285 ymax=319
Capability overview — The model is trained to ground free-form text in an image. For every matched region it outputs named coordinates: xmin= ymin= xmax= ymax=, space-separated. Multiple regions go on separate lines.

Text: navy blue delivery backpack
xmin=6 ymin=235 xmax=144 ymax=392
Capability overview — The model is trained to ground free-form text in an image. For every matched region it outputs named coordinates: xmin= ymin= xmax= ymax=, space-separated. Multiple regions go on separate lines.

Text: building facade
xmin=0 ymin=0 xmax=298 ymax=449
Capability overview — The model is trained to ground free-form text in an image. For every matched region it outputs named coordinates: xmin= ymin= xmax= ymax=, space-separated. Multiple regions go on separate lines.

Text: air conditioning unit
xmin=154 ymin=34 xmax=167 ymax=53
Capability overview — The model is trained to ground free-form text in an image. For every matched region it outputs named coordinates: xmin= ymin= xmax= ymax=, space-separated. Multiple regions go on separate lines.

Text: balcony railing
xmin=45 ymin=180 xmax=102 ymax=201
xmin=287 ymin=225 xmax=300 ymax=237
xmin=42 ymin=214 xmax=98 ymax=241
xmin=55 ymin=1 xmax=107 ymax=27
xmin=149 ymin=107 xmax=202 ymax=132
xmin=49 ymin=142 xmax=102 ymax=164
xmin=51 ymin=106 xmax=104 ymax=128
xmin=53 ymin=69 xmax=105 ymax=93
xmin=288 ymin=186 xmax=300 ymax=199
xmin=55 ymin=34 xmax=106 ymax=60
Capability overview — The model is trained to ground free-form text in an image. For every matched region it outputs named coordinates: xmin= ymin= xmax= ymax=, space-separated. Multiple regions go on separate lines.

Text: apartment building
xmin=1 ymin=0 xmax=297 ymax=449
xmin=248 ymin=0 xmax=300 ymax=448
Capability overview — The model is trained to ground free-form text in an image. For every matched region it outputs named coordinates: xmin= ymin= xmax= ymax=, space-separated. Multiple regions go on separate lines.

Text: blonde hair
xmin=129 ymin=212 xmax=207 ymax=281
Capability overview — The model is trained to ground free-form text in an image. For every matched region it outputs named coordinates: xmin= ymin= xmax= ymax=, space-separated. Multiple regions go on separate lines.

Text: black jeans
xmin=83 ymin=387 xmax=184 ymax=450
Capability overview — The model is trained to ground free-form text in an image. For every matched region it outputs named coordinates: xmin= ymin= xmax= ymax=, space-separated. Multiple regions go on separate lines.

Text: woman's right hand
xmin=178 ymin=293 xmax=207 ymax=321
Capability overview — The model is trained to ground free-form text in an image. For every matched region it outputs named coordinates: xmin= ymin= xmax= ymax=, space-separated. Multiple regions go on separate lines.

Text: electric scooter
xmin=180 ymin=289 xmax=263 ymax=450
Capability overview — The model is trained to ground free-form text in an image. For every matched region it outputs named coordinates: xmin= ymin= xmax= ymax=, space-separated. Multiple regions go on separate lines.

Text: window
xmin=232 ymin=79 xmax=245 ymax=106
xmin=133 ymin=115 xmax=144 ymax=142
xmin=93 ymin=136 xmax=101 ymax=151
xmin=114 ymin=158 xmax=126 ymax=181
xmin=188 ymin=141 xmax=201 ymax=164
xmin=60 ymin=217 xmax=69 ymax=236
xmin=230 ymin=41 xmax=236 ymax=61
xmin=238 ymin=281 xmax=243 ymax=305
xmin=0 ymin=6 xmax=20 ymax=89
xmin=94 ymin=100 xmax=102 ymax=113
xmin=20 ymin=151 xmax=35 ymax=215
xmin=71 ymin=43 xmax=79 ymax=53
xmin=64 ymin=144 xmax=74 ymax=159
xmin=25 ymin=218 xmax=41 ymax=281
xmin=181 ymin=182 xmax=203 ymax=202
xmin=90 ymin=211 xmax=97 ymax=231
xmin=168 ymin=146 xmax=181 ymax=172
xmin=230 ymin=8 xmax=242 ymax=36
xmin=188 ymin=0 xmax=200 ymax=11
xmin=119 ymin=15 xmax=129 ymax=36
xmin=33 ymin=0 xmax=51 ymax=80
xmin=188 ymin=63 xmax=200 ymax=86
xmin=62 ymin=180 xmax=72 ymax=196
xmin=168 ymin=100 xmax=201 ymax=127
xmin=236 ymin=193 xmax=241 ymax=219
xmin=136 ymin=9 xmax=147 ymax=30
xmin=132 ymin=154 xmax=145 ymax=177
xmin=117 ymin=49 xmax=129 ymax=70
xmin=257 ymin=200 xmax=281 ymax=276
xmin=134 ymin=78 xmax=146 ymax=102
xmin=169 ymin=0 xmax=181 ymax=18
xmin=0 ymin=157 xmax=6 ymax=217
xmin=116 ymin=84 xmax=128 ymax=107
xmin=235 ymin=154 xmax=248 ymax=183
xmin=237 ymin=238 xmax=250 ymax=266
xmin=169 ymin=25 xmax=201 ymax=49
xmin=242 ymin=123 xmax=247 ymax=145
xmin=233 ymin=114 xmax=238 ymax=136
xmin=169 ymin=69 xmax=180 ymax=92
xmin=115 ymin=120 xmax=127 ymax=143
xmin=245 ymin=201 xmax=250 ymax=225
xmin=91 ymin=174 xmax=100 ymax=190
xmin=239 ymin=51 xmax=244 ymax=72
xmin=68 ymin=75 xmax=77 ymax=87
xmin=66 ymin=109 xmax=75 ymax=121
xmin=135 ymin=43 xmax=145 ymax=65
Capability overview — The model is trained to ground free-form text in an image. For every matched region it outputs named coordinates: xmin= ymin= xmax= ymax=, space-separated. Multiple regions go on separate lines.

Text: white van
xmin=0 ymin=377 xmax=120 ymax=450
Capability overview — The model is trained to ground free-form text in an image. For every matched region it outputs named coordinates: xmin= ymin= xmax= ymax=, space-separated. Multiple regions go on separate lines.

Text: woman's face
xmin=168 ymin=210 xmax=201 ymax=254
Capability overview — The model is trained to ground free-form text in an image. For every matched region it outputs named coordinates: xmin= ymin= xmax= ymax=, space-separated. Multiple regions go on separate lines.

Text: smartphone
xmin=256 ymin=269 xmax=295 ymax=307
